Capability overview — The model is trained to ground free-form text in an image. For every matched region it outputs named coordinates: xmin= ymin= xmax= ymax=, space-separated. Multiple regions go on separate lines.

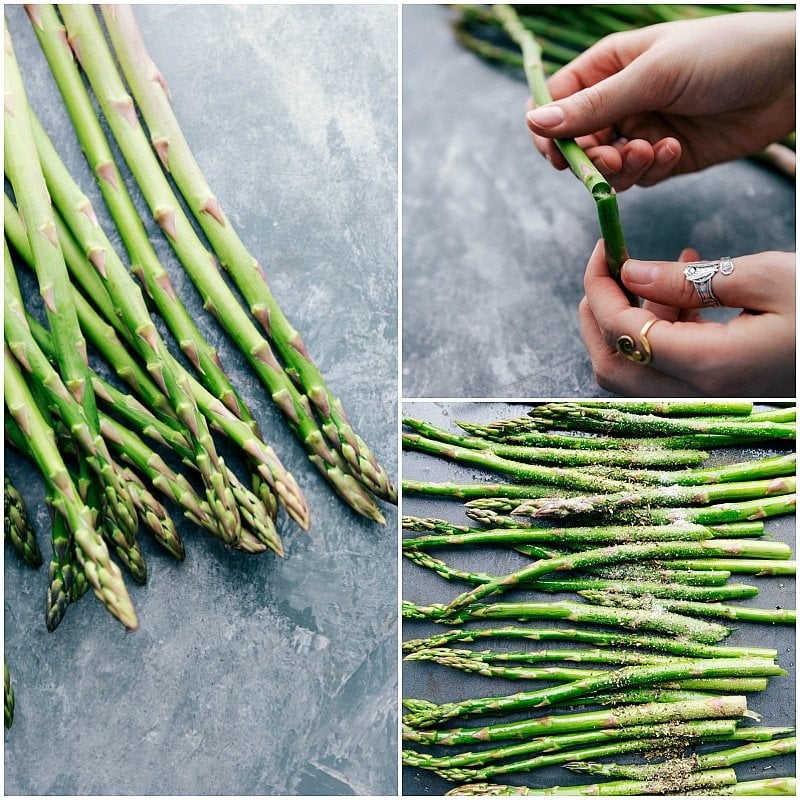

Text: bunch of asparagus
xmin=4 ymin=4 xmax=395 ymax=641
xmin=402 ymin=401 xmax=796 ymax=795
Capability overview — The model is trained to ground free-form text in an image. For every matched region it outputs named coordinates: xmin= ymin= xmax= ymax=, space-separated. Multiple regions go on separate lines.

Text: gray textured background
xmin=402 ymin=5 xmax=796 ymax=398
xmin=402 ymin=402 xmax=796 ymax=796
xmin=4 ymin=5 xmax=397 ymax=795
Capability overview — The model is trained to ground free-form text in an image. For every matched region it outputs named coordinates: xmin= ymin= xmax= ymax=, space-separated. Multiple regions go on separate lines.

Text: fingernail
xmin=592 ymin=156 xmax=609 ymax=172
xmin=622 ymin=260 xmax=659 ymax=284
xmin=526 ymin=105 xmax=565 ymax=129
xmin=626 ymin=152 xmax=648 ymax=171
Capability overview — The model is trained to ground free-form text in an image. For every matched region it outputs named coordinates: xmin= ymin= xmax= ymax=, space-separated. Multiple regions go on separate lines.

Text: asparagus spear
xmin=102 ymin=3 xmax=396 ymax=505
xmin=567 ymin=736 xmax=796 ymax=778
xmin=402 ymin=416 xmax=708 ymax=466
xmin=4 ymin=660 xmax=12 ymax=729
xmin=580 ymin=591 xmax=797 ymax=625
xmin=529 ymin=403 xmax=797 ymax=440
xmin=404 ymin=600 xmax=731 ymax=642
xmin=434 ymin=731 xmax=737 ymax=782
xmin=402 ymin=480 xmax=574 ymax=500
xmin=402 ymin=659 xmax=784 ymax=728
xmin=403 ymin=432 xmax=636 ymax=491
xmin=529 ymin=477 xmax=796 ymax=519
xmin=6 ymin=414 xmax=76 ymax=629
xmin=4 ymin=22 xmax=137 ymax=543
xmin=404 ymin=550 xmax=758 ymax=600
xmin=4 ymin=347 xmax=137 ymax=629
xmin=510 ymin=494 xmax=797 ymax=527
xmin=402 ymin=695 xmax=750 ymax=746
xmin=410 ymin=652 xmax=769 ymax=692
xmin=445 ymin=768 xmax=739 ymax=795
xmin=491 ymin=4 xmax=629 ymax=283
xmin=52 ymin=4 xmax=387 ymax=523
xmin=661 ymin=559 xmax=796 ymax=576
xmin=405 ymin=719 xmax=738 ymax=773
xmin=402 ymin=626 xmax=776 ymax=659
xmin=406 ymin=646 xmax=688 ymax=668
xmin=405 ymin=549 xmax=738 ymax=589
xmin=442 ymin=539 xmax=791 ymax=617
xmin=122 ymin=467 xmax=185 ymax=561
xmin=4 ymin=476 xmax=42 ymax=568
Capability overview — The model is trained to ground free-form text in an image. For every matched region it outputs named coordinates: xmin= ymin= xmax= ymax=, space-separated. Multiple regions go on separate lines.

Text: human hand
xmin=526 ymin=12 xmax=796 ymax=191
xmin=579 ymin=240 xmax=796 ymax=396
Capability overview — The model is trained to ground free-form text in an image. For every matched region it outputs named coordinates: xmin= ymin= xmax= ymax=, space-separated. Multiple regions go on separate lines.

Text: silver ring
xmin=683 ymin=257 xmax=734 ymax=307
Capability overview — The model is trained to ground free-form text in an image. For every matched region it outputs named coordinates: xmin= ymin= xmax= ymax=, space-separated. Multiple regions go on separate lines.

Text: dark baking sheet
xmin=402 ymin=401 xmax=796 ymax=796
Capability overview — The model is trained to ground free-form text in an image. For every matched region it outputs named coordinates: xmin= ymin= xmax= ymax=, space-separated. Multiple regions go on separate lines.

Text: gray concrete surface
xmin=402 ymin=402 xmax=796 ymax=795
xmin=402 ymin=6 xmax=796 ymax=398
xmin=4 ymin=5 xmax=397 ymax=795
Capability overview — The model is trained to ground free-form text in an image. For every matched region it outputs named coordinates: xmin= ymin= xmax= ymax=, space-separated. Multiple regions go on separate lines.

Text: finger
xmin=578 ymin=297 xmax=696 ymax=396
xmin=584 ymin=144 xmax=624 ymax=178
xmin=584 ymin=239 xmax=657 ymax=352
xmin=525 ymin=60 xmax=655 ymax=141
xmin=637 ymin=137 xmax=682 ymax=187
xmin=643 ymin=311 xmax=794 ymax=395
xmin=608 ymin=140 xmax=656 ymax=192
xmin=641 ymin=247 xmax=703 ymax=321
xmin=621 ymin=252 xmax=795 ymax=312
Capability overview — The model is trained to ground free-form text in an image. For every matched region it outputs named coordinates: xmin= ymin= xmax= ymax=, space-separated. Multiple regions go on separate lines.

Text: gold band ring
xmin=615 ymin=318 xmax=658 ymax=366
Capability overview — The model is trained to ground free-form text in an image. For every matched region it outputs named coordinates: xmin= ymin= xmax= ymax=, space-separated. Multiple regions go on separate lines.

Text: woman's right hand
xmin=525 ymin=12 xmax=796 ymax=191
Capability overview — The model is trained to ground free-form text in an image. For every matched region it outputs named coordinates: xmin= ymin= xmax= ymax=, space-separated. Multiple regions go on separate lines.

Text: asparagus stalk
xmin=409 ymin=652 xmax=769 ymax=692
xmin=402 ymin=695 xmax=750 ymax=746
xmin=405 ymin=549 xmax=738 ymax=589
xmin=53 ymin=4 xmax=387 ymax=522
xmin=122 ymin=467 xmax=185 ymax=561
xmin=538 ymin=401 xmax=756 ymax=417
xmin=434 ymin=731 xmax=737 ymax=783
xmin=580 ymin=591 xmax=797 ymax=625
xmin=4 ymin=347 xmax=137 ymax=629
xmin=529 ymin=403 xmax=797 ymax=440
xmin=567 ymin=736 xmax=796 ymax=778
xmin=6 ymin=414 xmax=75 ymax=629
xmin=4 ymin=660 xmax=12 ymax=729
xmin=402 ymin=660 xmax=784 ymax=728
xmin=405 ymin=719 xmax=738 ymax=773
xmin=402 ymin=417 xmax=707 ymax=466
xmin=661 ymin=558 xmax=796 ymax=575
xmin=402 ymin=480 xmax=574 ymax=500
xmin=710 ymin=777 xmax=797 ymax=795
xmin=442 ymin=540 xmax=791 ymax=617
xmin=4 ymin=23 xmax=137 ymax=543
xmin=4 ymin=476 xmax=42 ymax=568
xmin=404 ymin=550 xmax=758 ymax=600
xmin=405 ymin=522 xmax=720 ymax=549
xmin=445 ymin=769 xmax=739 ymax=796
xmin=403 ymin=432 xmax=635 ymax=492
xmin=402 ymin=626 xmax=777 ymax=659
xmin=406 ymin=646 xmax=688 ymax=668
xmin=491 ymin=4 xmax=629 ymax=283
xmin=102 ymin=3 xmax=396 ymax=504
xmin=404 ymin=600 xmax=732 ymax=642
xmin=529 ymin=477 xmax=796 ymax=519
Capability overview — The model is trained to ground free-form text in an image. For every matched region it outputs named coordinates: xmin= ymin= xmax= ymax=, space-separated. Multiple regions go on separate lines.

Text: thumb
xmin=526 ymin=67 xmax=650 ymax=139
xmin=621 ymin=253 xmax=789 ymax=312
